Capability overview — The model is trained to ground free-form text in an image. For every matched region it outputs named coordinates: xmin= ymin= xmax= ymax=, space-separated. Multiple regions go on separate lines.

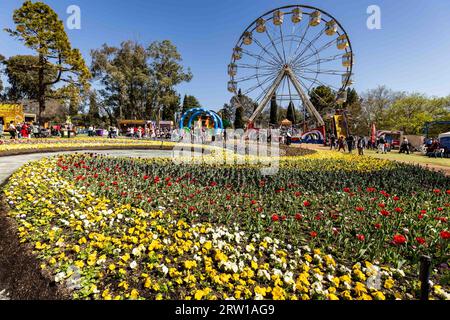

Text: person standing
xmin=330 ymin=134 xmax=336 ymax=150
xmin=400 ymin=137 xmax=410 ymax=154
xmin=32 ymin=123 xmax=40 ymax=138
xmin=357 ymin=136 xmax=366 ymax=155
xmin=0 ymin=120 xmax=4 ymax=139
xmin=377 ymin=135 xmax=386 ymax=154
xmin=9 ymin=121 xmax=17 ymax=139
xmin=346 ymin=135 xmax=354 ymax=154
xmin=338 ymin=136 xmax=346 ymax=152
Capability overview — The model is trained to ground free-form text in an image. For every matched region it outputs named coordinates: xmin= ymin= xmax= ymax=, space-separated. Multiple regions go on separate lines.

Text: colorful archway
xmin=179 ymin=108 xmax=223 ymax=130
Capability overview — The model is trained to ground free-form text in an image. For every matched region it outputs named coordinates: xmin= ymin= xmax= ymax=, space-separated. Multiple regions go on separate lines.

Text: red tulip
xmin=440 ymin=230 xmax=450 ymax=240
xmin=394 ymin=207 xmax=403 ymax=213
xmin=393 ymin=234 xmax=407 ymax=245
xmin=355 ymin=207 xmax=365 ymax=212
xmin=374 ymin=223 xmax=382 ymax=229
xmin=310 ymin=231 xmax=318 ymax=238
xmin=393 ymin=196 xmax=400 ymax=201
xmin=416 ymin=237 xmax=426 ymax=245
xmin=380 ymin=210 xmax=390 ymax=217
xmin=356 ymin=234 xmax=365 ymax=241
xmin=295 ymin=213 xmax=303 ymax=221
xmin=271 ymin=214 xmax=279 ymax=222
xmin=433 ymin=189 xmax=441 ymax=194
xmin=303 ymin=200 xmax=311 ymax=207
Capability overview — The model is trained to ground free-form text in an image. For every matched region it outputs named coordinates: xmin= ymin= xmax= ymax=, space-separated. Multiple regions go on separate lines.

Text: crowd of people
xmin=327 ymin=134 xmax=416 ymax=156
xmin=424 ymin=138 xmax=446 ymax=157
xmin=329 ymin=134 xmax=368 ymax=155
xmin=0 ymin=121 xmax=45 ymax=139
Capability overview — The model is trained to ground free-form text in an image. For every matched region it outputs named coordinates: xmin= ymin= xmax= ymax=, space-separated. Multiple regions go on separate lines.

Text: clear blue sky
xmin=1 ymin=0 xmax=450 ymax=111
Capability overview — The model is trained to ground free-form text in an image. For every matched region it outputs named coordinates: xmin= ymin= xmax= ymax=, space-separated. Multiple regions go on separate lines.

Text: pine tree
xmin=234 ymin=107 xmax=245 ymax=129
xmin=287 ymin=101 xmax=296 ymax=124
xmin=269 ymin=94 xmax=278 ymax=125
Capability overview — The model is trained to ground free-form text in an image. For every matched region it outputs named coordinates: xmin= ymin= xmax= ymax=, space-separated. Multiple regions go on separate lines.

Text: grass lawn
xmin=364 ymin=149 xmax=450 ymax=168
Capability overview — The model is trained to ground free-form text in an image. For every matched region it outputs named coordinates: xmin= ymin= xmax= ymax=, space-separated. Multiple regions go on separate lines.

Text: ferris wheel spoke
xmin=242 ymin=73 xmax=278 ymax=97
xmin=302 ymin=68 xmax=347 ymax=76
xmin=236 ymin=63 xmax=280 ymax=72
xmin=298 ymin=54 xmax=342 ymax=68
xmin=287 ymin=24 xmax=298 ymax=61
xmin=264 ymin=29 xmax=285 ymax=64
xmin=253 ymin=38 xmax=284 ymax=66
xmin=295 ymin=38 xmax=338 ymax=66
xmin=241 ymin=49 xmax=280 ymax=68
xmin=290 ymin=27 xmax=326 ymax=67
xmin=235 ymin=71 xmax=277 ymax=83
xmin=278 ymin=25 xmax=288 ymax=63
xmin=289 ymin=23 xmax=310 ymax=64
xmin=301 ymin=74 xmax=340 ymax=91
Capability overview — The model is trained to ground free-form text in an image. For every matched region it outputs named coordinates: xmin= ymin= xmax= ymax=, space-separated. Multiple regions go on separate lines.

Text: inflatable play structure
xmin=178 ymin=108 xmax=223 ymax=133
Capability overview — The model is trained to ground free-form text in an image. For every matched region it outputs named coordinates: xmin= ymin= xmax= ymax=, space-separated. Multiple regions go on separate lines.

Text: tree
xmin=360 ymin=85 xmax=404 ymax=131
xmin=88 ymin=90 xmax=100 ymax=118
xmin=218 ymin=103 xmax=234 ymax=123
xmin=286 ymin=101 xmax=296 ymax=123
xmin=342 ymin=88 xmax=365 ymax=135
xmin=231 ymin=89 xmax=258 ymax=120
xmin=269 ymin=94 xmax=278 ymax=125
xmin=91 ymin=41 xmax=153 ymax=121
xmin=182 ymin=95 xmax=201 ymax=113
xmin=162 ymin=93 xmax=181 ymax=122
xmin=148 ymin=40 xmax=192 ymax=123
xmin=383 ymin=94 xmax=450 ymax=135
xmin=0 ymin=54 xmax=5 ymax=97
xmin=3 ymin=55 xmax=57 ymax=101
xmin=309 ymin=86 xmax=336 ymax=116
xmin=234 ymin=107 xmax=245 ymax=129
xmin=5 ymin=1 xmax=91 ymax=122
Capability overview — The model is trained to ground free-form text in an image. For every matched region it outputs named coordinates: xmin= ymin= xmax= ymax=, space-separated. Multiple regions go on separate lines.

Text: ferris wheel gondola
xmin=228 ymin=5 xmax=354 ymax=129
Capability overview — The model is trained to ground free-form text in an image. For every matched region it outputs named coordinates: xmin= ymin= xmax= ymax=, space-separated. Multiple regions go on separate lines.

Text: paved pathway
xmin=0 ymin=149 xmax=174 ymax=300
xmin=0 ymin=149 xmax=174 ymax=185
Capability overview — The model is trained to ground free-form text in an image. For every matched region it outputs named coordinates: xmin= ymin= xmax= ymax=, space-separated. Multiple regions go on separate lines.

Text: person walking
xmin=346 ymin=135 xmax=355 ymax=154
xmin=329 ymin=134 xmax=336 ymax=150
xmin=357 ymin=136 xmax=366 ymax=156
xmin=338 ymin=136 xmax=346 ymax=152
xmin=399 ymin=137 xmax=410 ymax=154
xmin=377 ymin=135 xmax=386 ymax=154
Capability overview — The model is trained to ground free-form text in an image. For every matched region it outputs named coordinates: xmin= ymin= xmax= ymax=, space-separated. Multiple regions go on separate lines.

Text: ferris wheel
xmin=228 ymin=5 xmax=354 ymax=129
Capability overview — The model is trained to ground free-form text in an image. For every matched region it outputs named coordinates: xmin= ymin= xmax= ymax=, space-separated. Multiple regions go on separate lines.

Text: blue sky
xmin=1 ymin=0 xmax=450 ymax=111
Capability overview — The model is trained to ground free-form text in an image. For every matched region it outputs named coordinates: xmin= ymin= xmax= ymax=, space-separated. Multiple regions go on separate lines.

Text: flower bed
xmin=2 ymin=152 xmax=449 ymax=300
xmin=0 ymin=137 xmax=175 ymax=156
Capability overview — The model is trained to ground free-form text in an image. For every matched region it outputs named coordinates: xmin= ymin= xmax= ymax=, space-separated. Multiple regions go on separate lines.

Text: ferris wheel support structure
xmin=247 ymin=65 xmax=325 ymax=127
